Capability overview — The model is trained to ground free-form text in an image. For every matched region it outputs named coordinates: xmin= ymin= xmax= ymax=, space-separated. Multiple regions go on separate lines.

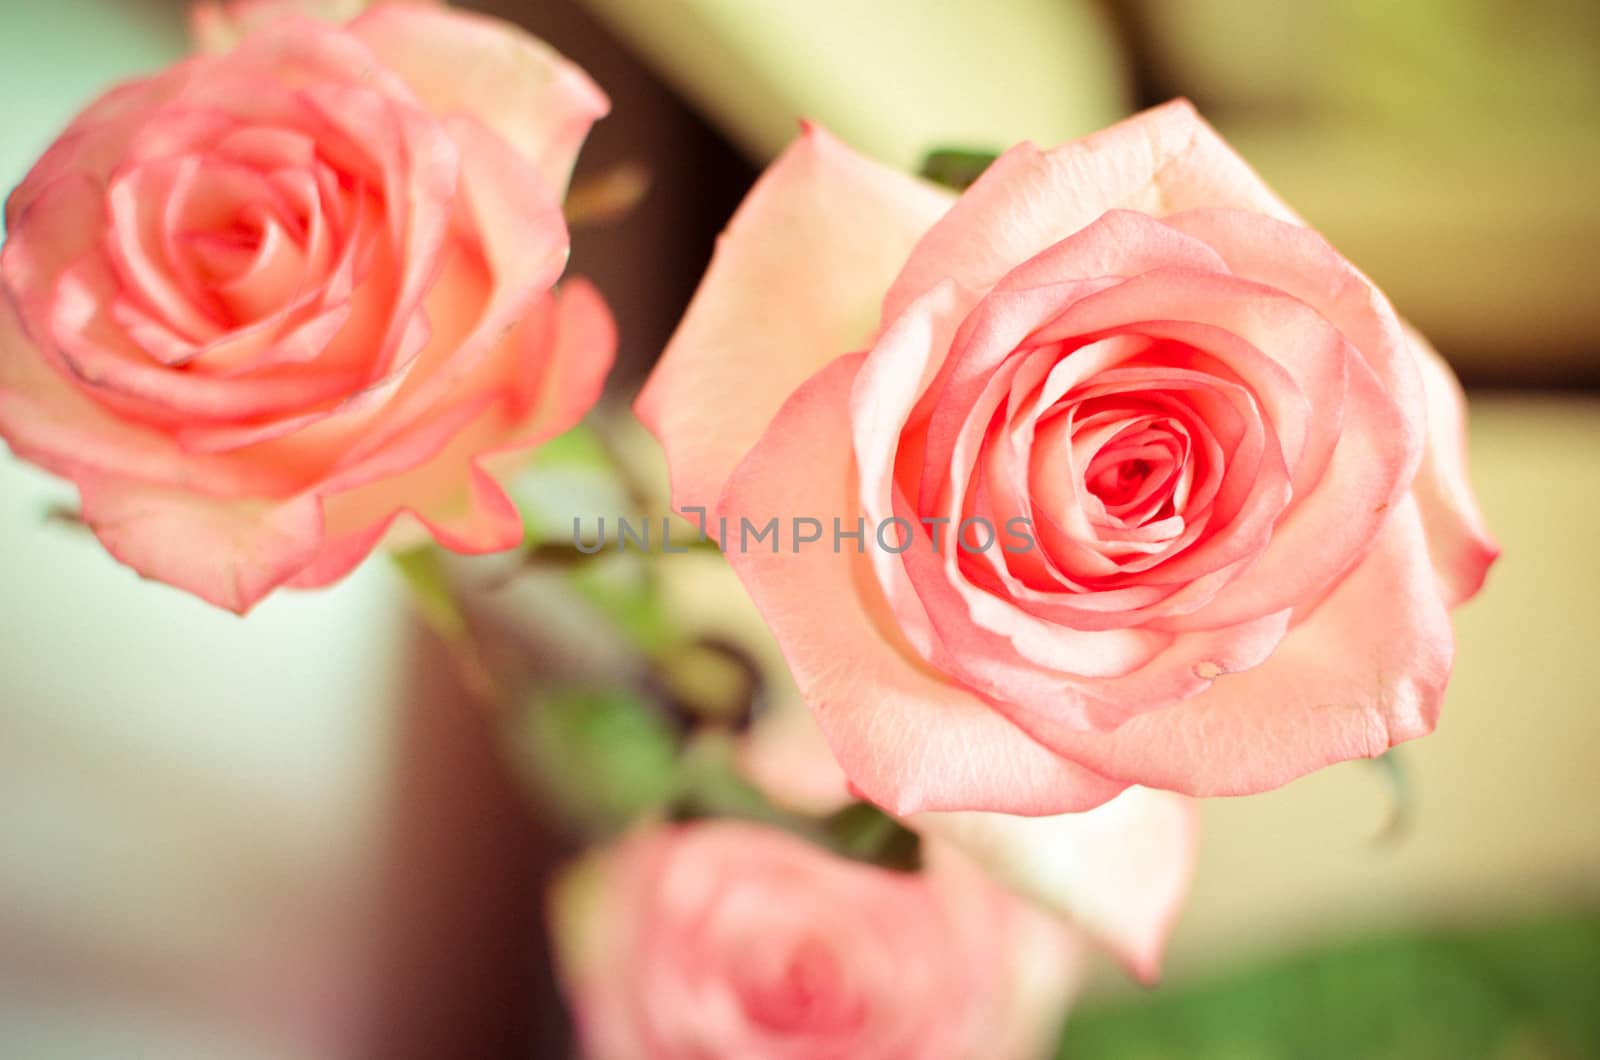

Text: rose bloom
xmin=551 ymin=820 xmax=1083 ymax=1060
xmin=639 ymin=102 xmax=1499 ymax=814
xmin=0 ymin=0 xmax=613 ymax=613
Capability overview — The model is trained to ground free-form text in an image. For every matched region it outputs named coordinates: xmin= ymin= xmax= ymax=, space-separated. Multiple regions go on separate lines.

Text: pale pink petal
xmin=883 ymin=99 xmax=1297 ymax=321
xmin=719 ymin=354 xmax=1126 ymax=816
xmin=915 ymin=787 xmax=1197 ymax=984
xmin=1018 ymin=496 xmax=1453 ymax=796
xmin=1406 ymin=326 xmax=1500 ymax=606
xmin=348 ymin=3 xmax=607 ymax=191
xmin=76 ymin=476 xmax=325 ymax=615
xmin=639 ymin=124 xmax=954 ymax=518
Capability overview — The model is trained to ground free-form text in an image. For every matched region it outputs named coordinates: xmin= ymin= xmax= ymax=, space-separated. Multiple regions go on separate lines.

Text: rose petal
xmin=638 ymin=124 xmax=953 ymax=518
xmin=76 ymin=475 xmax=325 ymax=615
xmin=1161 ymin=207 xmax=1427 ymax=507
xmin=349 ymin=2 xmax=607 ymax=191
xmin=913 ymin=787 xmax=1198 ymax=983
xmin=0 ymin=296 xmax=289 ymax=497
xmin=883 ymin=99 xmax=1298 ymax=321
xmin=1405 ymin=326 xmax=1500 ymax=606
xmin=1014 ymin=495 xmax=1453 ymax=795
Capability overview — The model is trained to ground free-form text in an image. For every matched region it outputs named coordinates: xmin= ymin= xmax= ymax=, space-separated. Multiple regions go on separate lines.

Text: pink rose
xmin=0 ymin=3 xmax=612 ymax=613
xmin=639 ymin=102 xmax=1499 ymax=814
xmin=550 ymin=820 xmax=1083 ymax=1060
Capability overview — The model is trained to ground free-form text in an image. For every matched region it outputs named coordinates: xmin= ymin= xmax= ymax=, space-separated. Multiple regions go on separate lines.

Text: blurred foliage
xmin=919 ymin=147 xmax=999 ymax=191
xmin=1060 ymin=910 xmax=1600 ymax=1060
xmin=565 ymin=553 xmax=677 ymax=658
xmin=823 ymin=802 xmax=922 ymax=874
xmin=513 ymin=686 xmax=682 ymax=835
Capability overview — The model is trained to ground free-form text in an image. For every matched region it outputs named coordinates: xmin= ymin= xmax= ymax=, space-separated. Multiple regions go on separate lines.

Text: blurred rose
xmin=0 ymin=2 xmax=612 ymax=612
xmin=639 ymin=101 xmax=1498 ymax=814
xmin=551 ymin=820 xmax=1082 ymax=1060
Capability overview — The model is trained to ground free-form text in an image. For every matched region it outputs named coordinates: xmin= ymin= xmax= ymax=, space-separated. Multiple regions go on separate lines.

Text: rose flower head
xmin=639 ymin=102 xmax=1499 ymax=813
xmin=0 ymin=0 xmax=614 ymax=612
xmin=551 ymin=820 xmax=1084 ymax=1060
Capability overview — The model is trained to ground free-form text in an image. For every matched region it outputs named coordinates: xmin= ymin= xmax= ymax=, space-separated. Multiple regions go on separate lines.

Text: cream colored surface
xmin=579 ymin=0 xmax=1132 ymax=170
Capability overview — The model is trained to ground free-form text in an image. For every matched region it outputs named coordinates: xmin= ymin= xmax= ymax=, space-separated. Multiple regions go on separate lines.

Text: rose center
xmin=1091 ymin=457 xmax=1152 ymax=507
xmin=738 ymin=936 xmax=862 ymax=1036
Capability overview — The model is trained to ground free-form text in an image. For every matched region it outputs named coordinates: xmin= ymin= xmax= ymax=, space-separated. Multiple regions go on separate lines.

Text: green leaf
xmin=568 ymin=554 xmax=677 ymax=658
xmin=514 ymin=686 xmax=682 ymax=835
xmin=668 ymin=736 xmax=794 ymax=827
xmin=919 ymin=147 xmax=1001 ymax=191
xmin=1057 ymin=910 xmax=1600 ymax=1059
xmin=822 ymin=802 xmax=923 ymax=874
xmin=669 ymin=737 xmax=923 ymax=874
xmin=391 ymin=546 xmax=468 ymax=640
xmin=390 ymin=546 xmax=500 ymax=705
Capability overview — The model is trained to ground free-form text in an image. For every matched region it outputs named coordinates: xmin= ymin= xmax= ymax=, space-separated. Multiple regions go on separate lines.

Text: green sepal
xmin=919 ymin=147 xmax=1001 ymax=191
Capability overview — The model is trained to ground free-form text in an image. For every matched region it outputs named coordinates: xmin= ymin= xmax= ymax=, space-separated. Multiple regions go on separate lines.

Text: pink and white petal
xmin=1406 ymin=326 xmax=1499 ymax=607
xmin=639 ymin=124 xmax=953 ymax=518
xmin=1022 ymin=496 xmax=1453 ymax=796
xmin=349 ymin=3 xmax=607 ymax=191
xmin=719 ymin=354 xmax=1127 ymax=816
xmin=851 ymin=280 xmax=974 ymax=658
xmin=884 ymin=99 xmax=1297 ymax=320
xmin=75 ymin=475 xmax=326 ymax=615
xmin=914 ymin=786 xmax=1198 ymax=983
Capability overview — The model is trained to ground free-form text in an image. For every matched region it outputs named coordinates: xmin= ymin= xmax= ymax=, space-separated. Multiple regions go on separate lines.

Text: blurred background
xmin=1 ymin=1 xmax=1596 ymax=1057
